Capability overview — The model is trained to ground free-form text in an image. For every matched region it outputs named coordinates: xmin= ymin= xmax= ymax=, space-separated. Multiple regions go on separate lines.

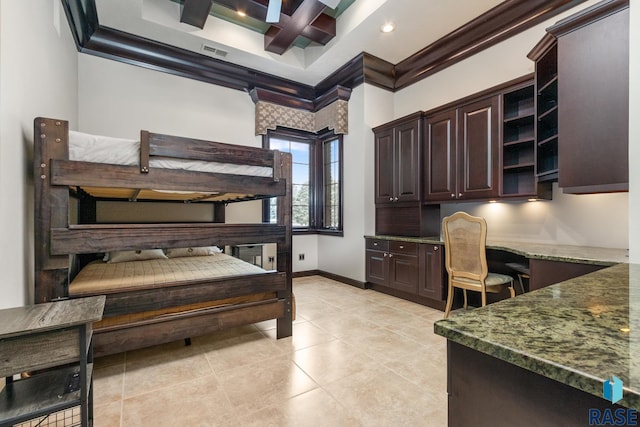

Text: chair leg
xmin=517 ymin=274 xmax=526 ymax=294
xmin=481 ymin=291 xmax=487 ymax=307
xmin=509 ymin=282 xmax=516 ymax=298
xmin=444 ymin=282 xmax=455 ymax=319
xmin=463 ymin=289 xmax=468 ymax=309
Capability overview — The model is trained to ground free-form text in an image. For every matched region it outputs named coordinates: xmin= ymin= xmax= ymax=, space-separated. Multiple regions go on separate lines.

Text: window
xmin=264 ymin=130 xmax=342 ymax=234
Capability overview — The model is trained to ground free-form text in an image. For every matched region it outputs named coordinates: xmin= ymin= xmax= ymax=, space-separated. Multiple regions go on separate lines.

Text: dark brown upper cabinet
xmin=549 ymin=0 xmax=629 ymax=194
xmin=457 ymin=96 xmax=501 ymax=200
xmin=423 ymin=109 xmax=457 ymax=201
xmin=373 ymin=113 xmax=422 ymax=205
xmin=424 ymin=96 xmax=500 ymax=202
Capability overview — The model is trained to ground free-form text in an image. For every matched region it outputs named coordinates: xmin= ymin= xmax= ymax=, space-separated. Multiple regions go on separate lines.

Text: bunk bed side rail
xmin=50 ymin=160 xmax=286 ymax=196
xmin=141 ymin=131 xmax=274 ymax=166
xmin=100 ymin=272 xmax=287 ymax=316
xmin=50 ymin=224 xmax=287 ymax=255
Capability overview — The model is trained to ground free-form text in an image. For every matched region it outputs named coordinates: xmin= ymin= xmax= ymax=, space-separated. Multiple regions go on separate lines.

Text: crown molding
xmin=61 ymin=0 xmax=589 ymax=107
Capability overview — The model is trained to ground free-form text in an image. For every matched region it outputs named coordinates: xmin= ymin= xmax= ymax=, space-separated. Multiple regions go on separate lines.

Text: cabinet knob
xmin=451 ymin=193 xmax=455 ymax=198
xmin=393 ymin=197 xmax=398 ymax=201
xmin=389 ymin=197 xmax=394 ymax=201
xmin=383 ymin=253 xmax=388 ymax=257
xmin=458 ymin=192 xmax=463 ymax=198
xmin=388 ymin=253 xmax=393 ymax=258
xmin=373 ymin=242 xmax=378 ymax=246
xmin=434 ymin=246 xmax=439 ymax=251
xmin=399 ymin=245 xmax=404 ymax=249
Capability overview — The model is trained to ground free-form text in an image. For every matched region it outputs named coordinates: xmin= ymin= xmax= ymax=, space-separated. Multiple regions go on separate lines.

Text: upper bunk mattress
xmin=69 ymin=130 xmax=272 ymax=177
xmin=69 ymin=253 xmax=266 ymax=296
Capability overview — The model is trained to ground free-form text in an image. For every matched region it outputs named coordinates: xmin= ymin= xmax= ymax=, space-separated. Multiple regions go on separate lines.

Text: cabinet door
xmin=424 ymin=109 xmax=457 ymax=201
xmin=366 ymin=250 xmax=388 ymax=286
xmin=418 ymin=244 xmax=445 ymax=300
xmin=556 ymin=6 xmax=629 ymax=193
xmin=374 ymin=128 xmax=395 ymax=204
xmin=388 ymin=253 xmax=418 ymax=294
xmin=457 ymin=96 xmax=500 ymax=200
xmin=394 ymin=119 xmax=421 ymax=202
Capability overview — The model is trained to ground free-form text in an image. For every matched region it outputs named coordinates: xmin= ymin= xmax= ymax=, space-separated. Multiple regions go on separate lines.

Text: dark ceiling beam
xmin=181 ymin=0 xmax=214 ymax=29
xmin=393 ymin=0 xmax=589 ymax=90
xmin=264 ymin=0 xmax=327 ymax=55
xmin=213 ymin=0 xmax=335 ymax=46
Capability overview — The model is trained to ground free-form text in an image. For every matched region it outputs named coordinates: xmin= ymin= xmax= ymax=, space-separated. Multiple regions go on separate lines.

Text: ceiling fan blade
xmin=318 ymin=0 xmax=340 ymax=9
xmin=266 ymin=0 xmax=282 ymax=23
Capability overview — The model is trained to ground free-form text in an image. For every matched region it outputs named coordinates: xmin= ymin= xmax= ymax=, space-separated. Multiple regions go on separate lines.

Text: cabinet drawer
xmin=366 ymin=239 xmax=389 ymax=251
xmin=390 ymin=241 xmax=418 ymax=255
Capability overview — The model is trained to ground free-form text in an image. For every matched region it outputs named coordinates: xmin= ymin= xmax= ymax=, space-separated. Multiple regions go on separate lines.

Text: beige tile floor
xmin=92 ymin=275 xmax=448 ymax=426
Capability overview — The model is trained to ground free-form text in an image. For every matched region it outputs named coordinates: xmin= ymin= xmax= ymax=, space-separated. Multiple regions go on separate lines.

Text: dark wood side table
xmin=0 ymin=296 xmax=105 ymax=427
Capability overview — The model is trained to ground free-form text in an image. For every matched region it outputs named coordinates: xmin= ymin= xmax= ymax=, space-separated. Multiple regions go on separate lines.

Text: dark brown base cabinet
xmin=447 ymin=341 xmax=627 ymax=427
xmin=365 ymin=238 xmax=446 ymax=310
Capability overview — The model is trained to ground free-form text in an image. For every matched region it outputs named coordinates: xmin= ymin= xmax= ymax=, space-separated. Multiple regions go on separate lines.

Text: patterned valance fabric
xmin=255 ymin=99 xmax=348 ymax=135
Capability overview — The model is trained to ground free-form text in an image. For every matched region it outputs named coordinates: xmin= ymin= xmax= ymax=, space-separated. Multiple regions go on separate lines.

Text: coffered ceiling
xmin=95 ymin=0 xmax=507 ymax=85
xmin=67 ymin=0 xmax=588 ymax=105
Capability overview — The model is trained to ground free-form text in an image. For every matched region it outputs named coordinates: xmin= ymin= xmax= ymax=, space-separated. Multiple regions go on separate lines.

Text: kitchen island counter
xmin=434 ymin=263 xmax=639 ymax=424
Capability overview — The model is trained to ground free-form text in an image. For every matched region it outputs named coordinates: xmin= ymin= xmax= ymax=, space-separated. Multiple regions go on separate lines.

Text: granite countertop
xmin=434 ymin=263 xmax=640 ymax=409
xmin=365 ymin=235 xmax=629 ymax=265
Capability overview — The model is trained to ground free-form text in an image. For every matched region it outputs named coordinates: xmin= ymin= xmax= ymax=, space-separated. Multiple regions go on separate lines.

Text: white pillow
xmin=106 ymin=249 xmax=168 ymax=264
xmin=165 ymin=246 xmax=222 ymax=258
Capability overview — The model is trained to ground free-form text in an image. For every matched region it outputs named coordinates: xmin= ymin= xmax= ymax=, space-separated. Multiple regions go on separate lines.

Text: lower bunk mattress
xmin=69 ymin=252 xmax=276 ymax=330
xmin=69 ymin=252 xmax=265 ymax=296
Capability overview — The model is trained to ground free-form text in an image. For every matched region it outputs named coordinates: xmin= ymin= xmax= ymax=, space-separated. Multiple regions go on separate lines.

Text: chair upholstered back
xmin=442 ymin=212 xmax=488 ymax=283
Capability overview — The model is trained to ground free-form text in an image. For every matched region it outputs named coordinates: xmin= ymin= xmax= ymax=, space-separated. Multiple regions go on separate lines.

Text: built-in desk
xmin=435 ymin=264 xmax=639 ymax=424
xmin=367 ymin=235 xmax=628 ymax=293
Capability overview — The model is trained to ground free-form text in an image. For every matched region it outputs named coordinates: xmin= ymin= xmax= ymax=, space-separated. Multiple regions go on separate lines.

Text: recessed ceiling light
xmin=237 ymin=10 xmax=247 ymax=17
xmin=381 ymin=23 xmax=395 ymax=33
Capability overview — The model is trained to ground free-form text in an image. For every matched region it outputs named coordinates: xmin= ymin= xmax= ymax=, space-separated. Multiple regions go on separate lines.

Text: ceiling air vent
xmin=201 ymin=44 xmax=228 ymax=58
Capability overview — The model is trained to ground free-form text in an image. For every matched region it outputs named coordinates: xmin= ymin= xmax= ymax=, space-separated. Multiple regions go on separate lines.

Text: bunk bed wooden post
xmin=34 ymin=118 xmax=71 ymax=302
xmin=276 ymin=151 xmax=293 ymax=338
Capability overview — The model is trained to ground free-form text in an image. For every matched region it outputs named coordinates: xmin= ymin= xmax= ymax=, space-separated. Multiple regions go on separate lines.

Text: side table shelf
xmin=0 ymin=296 xmax=105 ymax=427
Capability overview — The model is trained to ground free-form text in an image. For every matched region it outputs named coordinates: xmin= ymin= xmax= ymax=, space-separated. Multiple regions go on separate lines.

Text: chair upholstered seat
xmin=453 ymin=272 xmax=514 ymax=290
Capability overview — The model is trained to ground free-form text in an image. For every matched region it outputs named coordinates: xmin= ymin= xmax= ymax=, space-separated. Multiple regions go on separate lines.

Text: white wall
xmin=391 ymin=0 xmax=628 ymax=250
xmin=441 ymin=184 xmax=628 ymax=248
xmin=629 ymin=0 xmax=640 ymax=262
xmin=0 ymin=1 xmax=78 ymax=308
xmin=316 ymin=84 xmax=393 ymax=282
xmin=78 ymin=55 xmax=259 ymax=145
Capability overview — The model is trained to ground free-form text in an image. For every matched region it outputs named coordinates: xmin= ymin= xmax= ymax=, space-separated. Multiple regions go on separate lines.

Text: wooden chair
xmin=442 ymin=212 xmax=515 ymax=318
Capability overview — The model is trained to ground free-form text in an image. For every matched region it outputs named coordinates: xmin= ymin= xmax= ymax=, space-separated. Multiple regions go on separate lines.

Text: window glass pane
xmin=267 ymin=135 xmax=311 ymax=228
xmin=292 ymin=184 xmax=310 ymax=227
xmin=289 ymin=141 xmax=310 ymax=164
xmin=322 ymin=139 xmax=340 ymax=229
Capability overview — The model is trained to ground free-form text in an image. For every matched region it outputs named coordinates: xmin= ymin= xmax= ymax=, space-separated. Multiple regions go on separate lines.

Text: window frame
xmin=263 ymin=128 xmax=343 ymax=236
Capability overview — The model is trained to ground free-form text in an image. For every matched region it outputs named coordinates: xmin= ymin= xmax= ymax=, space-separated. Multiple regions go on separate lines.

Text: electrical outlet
xmin=268 ymin=256 xmax=275 ymax=263
xmin=298 ymin=253 xmax=305 ymax=261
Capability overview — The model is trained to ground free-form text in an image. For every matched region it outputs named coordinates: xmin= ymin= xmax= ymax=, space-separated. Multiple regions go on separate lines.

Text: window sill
xmin=293 ymin=229 xmax=343 ymax=237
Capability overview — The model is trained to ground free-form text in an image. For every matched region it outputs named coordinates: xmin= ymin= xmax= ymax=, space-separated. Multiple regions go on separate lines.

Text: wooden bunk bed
xmin=34 ymin=117 xmax=293 ymax=357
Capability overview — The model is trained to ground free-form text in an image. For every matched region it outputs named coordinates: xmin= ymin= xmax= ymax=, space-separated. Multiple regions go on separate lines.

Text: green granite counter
xmin=435 ymin=263 xmax=640 ymax=410
xmin=365 ymin=235 xmax=629 ymax=265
